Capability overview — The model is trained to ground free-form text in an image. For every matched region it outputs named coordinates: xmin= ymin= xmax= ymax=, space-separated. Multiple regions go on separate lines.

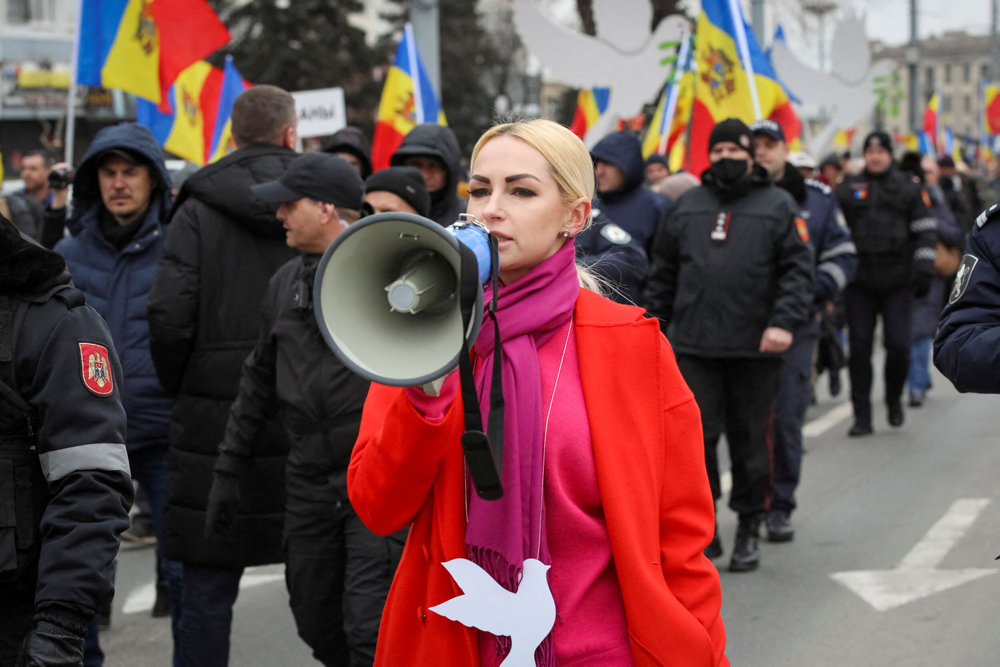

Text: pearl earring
xmin=561 ymin=230 xmax=571 ymax=238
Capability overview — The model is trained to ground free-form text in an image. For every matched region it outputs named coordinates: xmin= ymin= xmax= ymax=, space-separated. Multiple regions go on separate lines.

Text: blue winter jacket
xmin=55 ymin=122 xmax=173 ymax=451
xmin=590 ymin=131 xmax=671 ymax=253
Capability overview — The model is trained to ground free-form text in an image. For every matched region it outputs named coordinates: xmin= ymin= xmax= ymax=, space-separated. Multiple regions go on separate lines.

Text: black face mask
xmin=710 ymin=158 xmax=749 ymax=187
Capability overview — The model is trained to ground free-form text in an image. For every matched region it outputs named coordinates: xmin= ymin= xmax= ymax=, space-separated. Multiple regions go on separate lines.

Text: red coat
xmin=349 ymin=289 xmax=728 ymax=666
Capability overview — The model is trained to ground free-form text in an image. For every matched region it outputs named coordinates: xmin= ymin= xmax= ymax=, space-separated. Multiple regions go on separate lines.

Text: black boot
xmin=887 ymin=400 xmax=904 ymax=427
xmin=729 ymin=514 xmax=762 ymax=572
xmin=704 ymin=523 xmax=723 ymax=559
xmin=152 ymin=577 xmax=172 ymax=618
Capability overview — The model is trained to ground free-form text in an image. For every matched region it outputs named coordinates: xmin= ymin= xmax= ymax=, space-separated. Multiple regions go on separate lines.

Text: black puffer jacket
xmin=219 ymin=254 xmax=370 ymax=508
xmin=835 ymin=167 xmax=937 ymax=291
xmin=645 ymin=164 xmax=814 ymax=358
xmin=148 ymin=144 xmax=298 ymax=567
xmin=390 ymin=124 xmax=467 ymax=226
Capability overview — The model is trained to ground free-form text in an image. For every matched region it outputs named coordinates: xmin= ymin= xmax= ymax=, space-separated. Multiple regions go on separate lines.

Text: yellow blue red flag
xmin=569 ymin=88 xmax=611 ymax=141
xmin=371 ymin=23 xmax=447 ymax=172
xmin=922 ymin=92 xmax=940 ymax=154
xmin=76 ymin=0 xmax=230 ymax=111
xmin=136 ymin=60 xmax=223 ymax=165
xmin=690 ymin=0 xmax=801 ymax=177
xmin=642 ymin=29 xmax=694 ymax=171
xmin=207 ymin=56 xmax=250 ymax=163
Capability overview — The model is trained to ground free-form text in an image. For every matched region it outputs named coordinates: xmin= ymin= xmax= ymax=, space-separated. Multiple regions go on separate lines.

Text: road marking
xmin=803 ymin=402 xmax=853 ymax=438
xmin=830 ymin=498 xmax=996 ymax=611
xmin=123 ymin=568 xmax=285 ymax=615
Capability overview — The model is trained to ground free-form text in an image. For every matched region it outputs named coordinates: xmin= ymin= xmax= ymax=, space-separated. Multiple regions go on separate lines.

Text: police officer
xmin=751 ymin=119 xmax=857 ymax=542
xmin=204 ymin=153 xmax=405 ymax=665
xmin=646 ymin=118 xmax=814 ymax=572
xmin=0 ymin=214 xmax=132 ymax=664
xmin=835 ymin=130 xmax=937 ymax=435
xmin=934 ymin=202 xmax=1000 ymax=391
xmin=574 ymin=207 xmax=650 ymax=306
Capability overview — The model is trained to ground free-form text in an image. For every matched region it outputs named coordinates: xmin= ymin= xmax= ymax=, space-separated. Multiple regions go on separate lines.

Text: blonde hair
xmin=471 ymin=119 xmax=595 ymax=231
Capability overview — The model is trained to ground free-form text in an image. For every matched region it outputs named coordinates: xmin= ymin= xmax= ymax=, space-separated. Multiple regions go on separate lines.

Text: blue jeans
xmin=908 ymin=336 xmax=933 ymax=395
xmin=175 ymin=563 xmax=243 ymax=666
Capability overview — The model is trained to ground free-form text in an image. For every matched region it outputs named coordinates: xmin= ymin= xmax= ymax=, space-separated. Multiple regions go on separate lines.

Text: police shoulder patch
xmin=79 ymin=342 xmax=114 ymax=396
xmin=975 ymin=203 xmax=1000 ymax=229
xmin=948 ymin=254 xmax=979 ymax=304
xmin=600 ymin=223 xmax=632 ymax=245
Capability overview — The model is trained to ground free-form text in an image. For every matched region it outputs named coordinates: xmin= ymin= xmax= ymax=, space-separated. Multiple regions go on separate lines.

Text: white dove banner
xmin=513 ymin=0 xmax=686 ymax=148
xmin=771 ymin=15 xmax=894 ymax=157
xmin=430 ymin=558 xmax=556 ymax=667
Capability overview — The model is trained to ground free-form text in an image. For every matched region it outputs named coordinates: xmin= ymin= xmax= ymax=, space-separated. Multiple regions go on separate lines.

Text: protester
xmin=54 ymin=122 xmax=181 ymax=637
xmin=363 ymin=165 xmax=431 ymax=216
xmin=390 ymin=123 xmax=466 ymax=226
xmin=935 ymin=201 xmax=1000 ymax=391
xmin=349 ymin=118 xmax=728 ymax=666
xmin=646 ymin=118 xmax=813 ymax=572
xmin=834 ymin=131 xmax=937 ymax=435
xmin=18 ymin=149 xmax=54 ymax=206
xmin=900 ymin=154 xmax=964 ymax=407
xmin=644 ymin=153 xmax=670 ymax=186
xmin=0 ymin=214 xmax=133 ymax=665
xmin=148 ymin=84 xmax=300 ymax=665
xmin=202 ymin=153 xmax=403 ymax=665
xmin=323 ymin=126 xmax=373 ymax=179
xmin=590 ymin=130 xmax=670 ymax=254
xmin=751 ymin=119 xmax=856 ymax=543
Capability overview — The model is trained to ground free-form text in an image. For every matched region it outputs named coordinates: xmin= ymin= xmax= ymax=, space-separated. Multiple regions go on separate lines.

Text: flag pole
xmin=64 ymin=0 xmax=85 ymax=166
xmin=658 ymin=29 xmax=692 ymax=154
xmin=404 ymin=23 xmax=425 ymax=124
xmin=727 ymin=0 xmax=762 ymax=119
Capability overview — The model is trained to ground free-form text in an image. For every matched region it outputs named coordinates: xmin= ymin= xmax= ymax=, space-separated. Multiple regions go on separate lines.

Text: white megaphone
xmin=313 ymin=212 xmax=494 ymax=387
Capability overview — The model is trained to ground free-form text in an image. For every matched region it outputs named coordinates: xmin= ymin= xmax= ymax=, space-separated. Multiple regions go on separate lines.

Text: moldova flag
xmin=136 ymin=60 xmax=224 ymax=165
xmin=370 ymin=23 xmax=447 ymax=172
xmin=76 ymin=0 xmax=230 ymax=111
xmin=642 ymin=29 xmax=694 ymax=172
xmin=689 ymin=0 xmax=801 ymax=177
xmin=983 ymin=82 xmax=1000 ymax=135
xmin=922 ymin=92 xmax=940 ymax=154
xmin=207 ymin=56 xmax=251 ymax=163
xmin=569 ymin=88 xmax=611 ymax=141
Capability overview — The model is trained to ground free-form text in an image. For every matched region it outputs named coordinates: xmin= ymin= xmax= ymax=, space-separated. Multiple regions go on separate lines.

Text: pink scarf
xmin=468 ymin=240 xmax=579 ymax=664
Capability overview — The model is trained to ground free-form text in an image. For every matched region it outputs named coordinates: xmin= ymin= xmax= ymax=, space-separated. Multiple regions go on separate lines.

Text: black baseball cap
xmin=252 ymin=152 xmax=364 ymax=209
xmin=749 ymin=119 xmax=785 ymax=143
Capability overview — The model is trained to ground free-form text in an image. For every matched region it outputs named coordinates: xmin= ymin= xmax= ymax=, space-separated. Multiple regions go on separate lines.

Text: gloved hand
xmin=16 ymin=620 xmax=84 ymax=667
xmin=914 ymin=271 xmax=934 ymax=299
xmin=204 ymin=452 xmax=243 ymax=538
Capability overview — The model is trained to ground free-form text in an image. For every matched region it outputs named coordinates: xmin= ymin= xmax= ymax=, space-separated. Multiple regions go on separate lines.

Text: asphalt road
xmin=98 ymin=361 xmax=1000 ymax=666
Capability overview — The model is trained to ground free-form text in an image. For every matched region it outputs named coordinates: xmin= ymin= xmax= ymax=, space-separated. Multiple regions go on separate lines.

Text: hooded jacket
xmin=390 ymin=124 xmax=467 ymax=226
xmin=323 ymin=126 xmax=372 ymax=179
xmin=590 ymin=131 xmax=671 ymax=253
xmin=645 ymin=163 xmax=814 ymax=358
xmin=148 ymin=143 xmax=298 ymax=567
xmin=55 ymin=122 xmax=174 ymax=452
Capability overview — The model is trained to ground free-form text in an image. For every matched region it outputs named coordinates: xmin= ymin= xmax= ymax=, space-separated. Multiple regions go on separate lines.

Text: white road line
xmin=803 ymin=402 xmax=853 ymax=438
xmin=123 ymin=569 xmax=285 ymax=615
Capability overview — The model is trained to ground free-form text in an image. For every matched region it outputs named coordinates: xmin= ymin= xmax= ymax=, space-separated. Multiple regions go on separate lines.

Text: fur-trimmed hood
xmin=0 ymin=214 xmax=70 ymax=296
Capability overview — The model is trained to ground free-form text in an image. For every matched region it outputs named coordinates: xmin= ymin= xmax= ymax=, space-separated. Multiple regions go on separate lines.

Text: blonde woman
xmin=349 ymin=119 xmax=728 ymax=666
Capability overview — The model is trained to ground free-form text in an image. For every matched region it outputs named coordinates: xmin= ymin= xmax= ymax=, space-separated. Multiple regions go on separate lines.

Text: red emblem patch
xmin=79 ymin=342 xmax=114 ymax=396
xmin=795 ymin=217 xmax=810 ymax=243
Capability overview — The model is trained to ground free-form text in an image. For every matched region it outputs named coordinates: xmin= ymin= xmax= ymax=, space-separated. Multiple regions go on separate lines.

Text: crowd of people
xmin=1 ymin=78 xmax=994 ymax=666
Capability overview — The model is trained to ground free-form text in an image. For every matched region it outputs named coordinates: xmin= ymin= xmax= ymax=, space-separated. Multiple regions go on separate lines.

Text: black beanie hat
xmin=645 ymin=153 xmax=669 ymax=168
xmin=863 ymin=130 xmax=893 ymax=153
xmin=708 ymin=118 xmax=754 ymax=154
xmin=364 ymin=166 xmax=431 ymax=217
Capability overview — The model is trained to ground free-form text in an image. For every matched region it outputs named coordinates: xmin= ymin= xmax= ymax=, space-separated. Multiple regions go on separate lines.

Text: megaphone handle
xmin=456 ymin=238 xmax=504 ymax=500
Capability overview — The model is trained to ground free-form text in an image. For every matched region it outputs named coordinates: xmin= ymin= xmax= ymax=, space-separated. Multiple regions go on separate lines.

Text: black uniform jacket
xmin=645 ymin=165 xmax=814 ymax=358
xmin=220 ymin=254 xmax=370 ymax=506
xmin=1 ymin=218 xmax=132 ymax=633
xmin=835 ymin=166 xmax=937 ymax=291
xmin=148 ymin=144 xmax=298 ymax=567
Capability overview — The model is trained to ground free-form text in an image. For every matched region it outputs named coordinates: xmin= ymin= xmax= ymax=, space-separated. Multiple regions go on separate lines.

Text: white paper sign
xmin=291 ymin=87 xmax=346 ymax=138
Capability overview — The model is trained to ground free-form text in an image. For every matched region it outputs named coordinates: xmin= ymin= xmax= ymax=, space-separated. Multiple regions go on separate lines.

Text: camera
xmin=48 ymin=167 xmax=75 ymax=189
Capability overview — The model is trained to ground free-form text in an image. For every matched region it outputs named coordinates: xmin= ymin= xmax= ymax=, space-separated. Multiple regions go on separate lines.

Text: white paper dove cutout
xmin=513 ymin=0 xmax=687 ymax=147
xmin=771 ymin=14 xmax=894 ymax=156
xmin=429 ymin=558 xmax=555 ymax=667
